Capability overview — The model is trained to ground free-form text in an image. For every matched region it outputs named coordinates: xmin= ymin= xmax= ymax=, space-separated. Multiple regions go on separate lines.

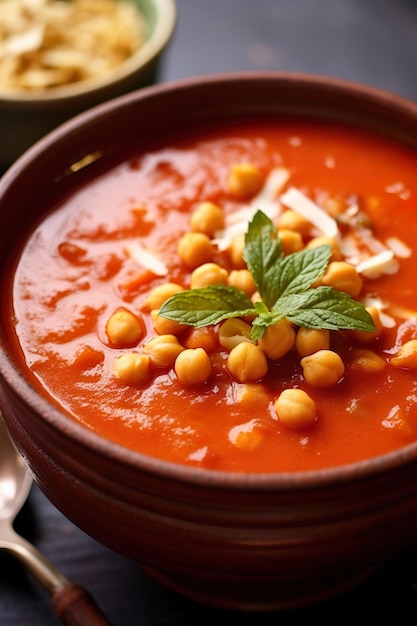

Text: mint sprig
xmin=158 ymin=210 xmax=376 ymax=339
xmin=157 ymin=284 xmax=255 ymax=328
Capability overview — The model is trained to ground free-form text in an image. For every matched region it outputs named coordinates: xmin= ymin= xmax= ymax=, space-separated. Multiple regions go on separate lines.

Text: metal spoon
xmin=0 ymin=415 xmax=113 ymax=625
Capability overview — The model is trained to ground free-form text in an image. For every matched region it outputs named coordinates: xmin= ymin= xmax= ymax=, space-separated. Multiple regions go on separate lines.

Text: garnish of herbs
xmin=159 ymin=210 xmax=376 ymax=340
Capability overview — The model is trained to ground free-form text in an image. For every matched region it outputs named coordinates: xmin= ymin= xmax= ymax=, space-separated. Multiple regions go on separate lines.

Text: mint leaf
xmin=272 ymin=287 xmax=376 ymax=331
xmin=158 ymin=284 xmax=255 ymax=328
xmin=158 ymin=210 xmax=376 ymax=340
xmin=243 ymin=210 xmax=283 ymax=308
xmin=251 ymin=312 xmax=277 ymax=340
xmin=254 ymin=300 xmax=270 ymax=315
xmin=243 ymin=211 xmax=331 ymax=306
xmin=277 ymin=245 xmax=332 ymax=297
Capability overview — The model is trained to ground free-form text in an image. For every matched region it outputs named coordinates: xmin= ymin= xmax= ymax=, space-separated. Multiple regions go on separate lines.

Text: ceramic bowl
xmin=1 ymin=73 xmax=417 ymax=612
xmin=0 ymin=0 xmax=176 ymax=168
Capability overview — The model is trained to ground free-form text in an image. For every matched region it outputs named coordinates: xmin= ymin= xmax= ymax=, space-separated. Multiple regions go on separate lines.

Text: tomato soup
xmin=8 ymin=118 xmax=417 ymax=472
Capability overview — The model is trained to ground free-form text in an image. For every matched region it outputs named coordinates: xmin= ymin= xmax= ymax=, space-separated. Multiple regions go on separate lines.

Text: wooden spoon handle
xmin=3 ymin=528 xmax=113 ymax=625
xmin=52 ymin=583 xmax=113 ymax=626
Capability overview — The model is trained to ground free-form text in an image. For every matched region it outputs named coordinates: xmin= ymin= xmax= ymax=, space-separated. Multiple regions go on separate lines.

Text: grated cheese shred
xmin=212 ymin=167 xmax=289 ymax=251
xmin=355 ymin=250 xmax=399 ymax=279
xmin=280 ymin=187 xmax=339 ymax=240
xmin=125 ymin=242 xmax=168 ymax=276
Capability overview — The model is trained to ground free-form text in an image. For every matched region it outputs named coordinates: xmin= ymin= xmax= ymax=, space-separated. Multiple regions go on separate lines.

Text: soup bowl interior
xmin=1 ymin=73 xmax=417 ymax=611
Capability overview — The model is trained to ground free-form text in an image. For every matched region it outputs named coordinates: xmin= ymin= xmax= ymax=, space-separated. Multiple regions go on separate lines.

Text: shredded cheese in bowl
xmin=0 ymin=0 xmax=147 ymax=90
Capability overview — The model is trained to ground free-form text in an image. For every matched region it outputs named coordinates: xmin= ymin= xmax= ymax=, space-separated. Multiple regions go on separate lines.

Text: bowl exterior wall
xmin=1 ymin=74 xmax=417 ymax=609
xmin=2 ymin=378 xmax=417 ymax=610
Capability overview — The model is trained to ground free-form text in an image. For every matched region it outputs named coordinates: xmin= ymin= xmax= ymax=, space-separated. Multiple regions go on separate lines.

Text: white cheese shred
xmin=250 ymin=166 xmax=291 ymax=209
xmin=212 ymin=167 xmax=290 ymax=251
xmin=355 ymin=250 xmax=398 ymax=279
xmin=280 ymin=187 xmax=339 ymax=240
xmin=361 ymin=295 xmax=396 ymax=328
xmin=385 ymin=237 xmax=412 ymax=258
xmin=125 ymin=242 xmax=168 ymax=276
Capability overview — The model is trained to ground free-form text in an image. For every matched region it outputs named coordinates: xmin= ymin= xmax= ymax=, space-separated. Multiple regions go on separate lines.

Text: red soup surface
xmin=8 ymin=118 xmax=417 ymax=472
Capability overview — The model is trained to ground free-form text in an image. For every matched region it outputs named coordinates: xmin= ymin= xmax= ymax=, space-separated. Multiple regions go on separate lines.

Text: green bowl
xmin=0 ymin=0 xmax=177 ymax=168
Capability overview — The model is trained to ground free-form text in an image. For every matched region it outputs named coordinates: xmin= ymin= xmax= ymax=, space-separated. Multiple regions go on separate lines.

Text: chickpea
xmin=301 ymin=349 xmax=345 ymax=387
xmin=114 ymin=353 xmax=151 ymax=385
xmin=177 ymin=232 xmax=213 ymax=269
xmin=227 ymin=342 xmax=268 ymax=382
xmin=142 ymin=334 xmax=184 ymax=368
xmin=190 ymin=201 xmax=225 ymax=236
xmin=277 ymin=229 xmax=304 ymax=255
xmin=143 ymin=282 xmax=183 ymax=311
xmin=182 ymin=326 xmax=218 ymax=353
xmin=295 ymin=327 xmax=330 ymax=357
xmin=277 ymin=209 xmax=312 ymax=238
xmin=321 ymin=261 xmax=363 ymax=298
xmin=227 ymin=162 xmax=264 ymax=199
xmin=350 ymin=348 xmax=386 ymax=373
xmin=228 ymin=269 xmax=257 ymax=296
xmin=174 ymin=348 xmax=212 ymax=385
xmin=106 ymin=307 xmax=145 ymax=347
xmin=274 ymin=388 xmax=317 ymax=429
xmin=228 ymin=419 xmax=265 ymax=451
xmin=390 ymin=340 xmax=417 ymax=369
xmin=306 ymin=236 xmax=342 ymax=261
xmin=228 ymin=233 xmax=246 ymax=269
xmin=219 ymin=318 xmax=253 ymax=351
xmin=352 ymin=306 xmax=383 ymax=343
xmin=190 ymin=262 xmax=228 ymax=289
xmin=233 ymin=382 xmax=270 ymax=406
xmin=258 ymin=318 xmax=295 ymax=360
xmin=150 ymin=309 xmax=185 ymax=336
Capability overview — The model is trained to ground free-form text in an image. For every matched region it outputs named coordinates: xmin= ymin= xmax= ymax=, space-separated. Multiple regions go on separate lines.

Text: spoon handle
xmin=52 ymin=582 xmax=114 ymax=626
xmin=1 ymin=525 xmax=113 ymax=625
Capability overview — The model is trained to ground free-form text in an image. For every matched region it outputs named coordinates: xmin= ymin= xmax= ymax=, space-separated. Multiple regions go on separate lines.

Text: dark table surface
xmin=3 ymin=0 xmax=417 ymax=624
